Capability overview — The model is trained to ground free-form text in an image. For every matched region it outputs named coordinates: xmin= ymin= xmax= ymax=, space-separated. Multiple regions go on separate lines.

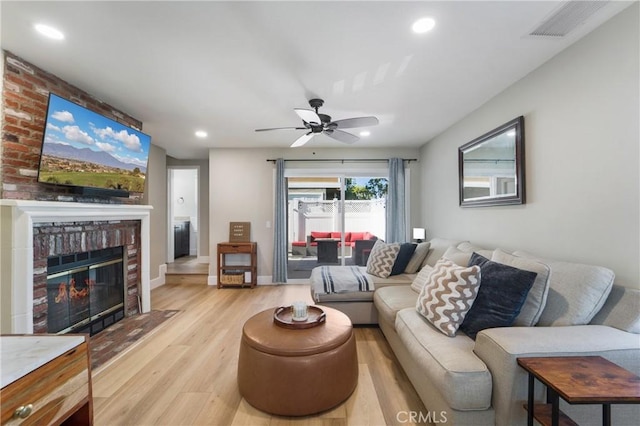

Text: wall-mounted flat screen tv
xmin=37 ymin=93 xmax=151 ymax=195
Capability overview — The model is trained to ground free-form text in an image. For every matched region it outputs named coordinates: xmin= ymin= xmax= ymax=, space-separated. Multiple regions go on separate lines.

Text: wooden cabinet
xmin=1 ymin=334 xmax=93 ymax=425
xmin=174 ymin=221 xmax=190 ymax=258
xmin=217 ymin=242 xmax=257 ymax=289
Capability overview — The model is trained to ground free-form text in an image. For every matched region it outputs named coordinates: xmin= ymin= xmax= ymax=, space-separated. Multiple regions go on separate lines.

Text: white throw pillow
xmin=415 ymin=258 xmax=481 ymax=337
xmin=442 ymin=246 xmax=474 ymax=266
xmin=410 ymin=264 xmax=434 ymax=293
xmin=366 ymin=240 xmax=401 ymax=278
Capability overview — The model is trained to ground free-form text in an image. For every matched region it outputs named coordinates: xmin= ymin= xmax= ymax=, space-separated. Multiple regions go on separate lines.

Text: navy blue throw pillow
xmin=390 ymin=243 xmax=418 ymax=276
xmin=460 ymin=252 xmax=537 ymax=340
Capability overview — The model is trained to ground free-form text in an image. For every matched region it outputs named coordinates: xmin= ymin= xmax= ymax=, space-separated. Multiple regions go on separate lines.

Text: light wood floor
xmin=92 ymin=284 xmax=427 ymax=425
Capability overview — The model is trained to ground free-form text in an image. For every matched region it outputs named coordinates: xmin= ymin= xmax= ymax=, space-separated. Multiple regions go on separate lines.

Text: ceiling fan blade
xmin=329 ymin=116 xmax=379 ymax=129
xmin=255 ymin=127 xmax=307 ymax=132
xmin=291 ymin=132 xmax=315 ymax=148
xmin=324 ymin=129 xmax=359 ymax=144
xmin=294 ymin=108 xmax=322 ymax=125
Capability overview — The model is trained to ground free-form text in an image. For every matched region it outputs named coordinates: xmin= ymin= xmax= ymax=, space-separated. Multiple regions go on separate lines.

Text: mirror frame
xmin=458 ymin=116 xmax=525 ymax=207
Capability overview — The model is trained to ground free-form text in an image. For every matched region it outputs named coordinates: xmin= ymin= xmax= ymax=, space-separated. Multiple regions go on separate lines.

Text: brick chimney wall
xmin=1 ymin=51 xmax=149 ymax=330
xmin=1 ymin=50 xmax=144 ymax=203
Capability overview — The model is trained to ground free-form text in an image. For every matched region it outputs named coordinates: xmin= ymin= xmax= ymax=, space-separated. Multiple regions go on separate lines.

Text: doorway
xmin=167 ymin=167 xmax=199 ymax=263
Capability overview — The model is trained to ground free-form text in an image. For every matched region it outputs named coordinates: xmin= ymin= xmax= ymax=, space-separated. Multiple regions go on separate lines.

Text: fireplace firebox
xmin=47 ymin=246 xmax=125 ymax=335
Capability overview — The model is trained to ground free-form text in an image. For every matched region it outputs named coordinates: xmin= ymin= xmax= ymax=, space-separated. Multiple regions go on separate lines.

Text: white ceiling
xmin=1 ymin=1 xmax=633 ymax=159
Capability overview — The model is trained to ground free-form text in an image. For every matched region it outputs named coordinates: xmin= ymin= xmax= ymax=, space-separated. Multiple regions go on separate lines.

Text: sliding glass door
xmin=286 ymin=175 xmax=387 ymax=280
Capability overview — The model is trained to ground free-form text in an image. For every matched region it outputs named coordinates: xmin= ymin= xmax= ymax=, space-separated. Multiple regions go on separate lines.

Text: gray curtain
xmin=272 ymin=158 xmax=288 ymax=283
xmin=386 ymin=157 xmax=406 ymax=243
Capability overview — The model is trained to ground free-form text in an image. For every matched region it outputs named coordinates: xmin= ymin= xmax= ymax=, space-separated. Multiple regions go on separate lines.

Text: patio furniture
xmin=354 ymin=238 xmax=377 ymax=265
xmin=293 ymin=231 xmax=377 ymax=257
xmin=316 ymin=239 xmax=339 ymax=263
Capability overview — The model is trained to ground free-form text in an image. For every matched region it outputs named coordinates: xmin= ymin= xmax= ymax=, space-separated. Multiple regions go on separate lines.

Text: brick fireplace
xmin=34 ymin=220 xmax=140 ymax=334
xmin=0 ymin=200 xmax=152 ymax=334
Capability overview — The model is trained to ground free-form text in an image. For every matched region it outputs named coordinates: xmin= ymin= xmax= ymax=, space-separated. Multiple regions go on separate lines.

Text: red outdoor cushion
xmin=350 ymin=232 xmax=365 ymax=241
xmin=310 ymin=231 xmax=331 ymax=241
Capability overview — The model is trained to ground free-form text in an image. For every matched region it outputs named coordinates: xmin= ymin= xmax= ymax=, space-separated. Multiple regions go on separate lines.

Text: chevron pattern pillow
xmin=366 ymin=240 xmax=401 ymax=278
xmin=416 ymin=258 xmax=481 ymax=337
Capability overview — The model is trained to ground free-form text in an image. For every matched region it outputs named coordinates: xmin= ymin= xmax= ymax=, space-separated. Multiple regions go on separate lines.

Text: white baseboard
xmin=150 ymin=263 xmax=167 ymax=290
xmin=197 ymin=255 xmax=210 ymax=264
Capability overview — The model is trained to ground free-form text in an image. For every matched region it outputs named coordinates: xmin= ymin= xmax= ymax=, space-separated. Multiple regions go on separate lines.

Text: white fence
xmin=288 ymin=199 xmax=385 ymax=248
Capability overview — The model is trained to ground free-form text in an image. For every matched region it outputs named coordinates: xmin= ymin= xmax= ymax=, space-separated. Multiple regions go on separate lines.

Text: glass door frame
xmin=284 ymin=166 xmax=391 ymax=270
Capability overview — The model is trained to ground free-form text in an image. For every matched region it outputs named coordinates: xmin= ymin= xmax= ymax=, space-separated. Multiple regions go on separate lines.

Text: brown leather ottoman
xmin=237 ymin=306 xmax=358 ymax=416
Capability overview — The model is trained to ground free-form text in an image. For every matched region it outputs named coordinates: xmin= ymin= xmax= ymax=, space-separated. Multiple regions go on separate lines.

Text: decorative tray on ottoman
xmin=274 ymin=305 xmax=326 ymax=329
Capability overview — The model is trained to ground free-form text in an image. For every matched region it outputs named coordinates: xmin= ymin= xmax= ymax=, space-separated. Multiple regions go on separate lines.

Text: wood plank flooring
xmin=92 ymin=284 xmax=427 ymax=425
xmin=166 ymin=256 xmax=209 ymax=285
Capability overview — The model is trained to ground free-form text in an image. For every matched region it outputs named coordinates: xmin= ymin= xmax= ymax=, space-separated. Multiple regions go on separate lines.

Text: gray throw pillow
xmin=405 ymin=242 xmax=430 ymax=273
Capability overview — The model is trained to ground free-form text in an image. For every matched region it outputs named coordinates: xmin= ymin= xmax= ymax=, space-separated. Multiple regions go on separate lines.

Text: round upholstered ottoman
xmin=237 ymin=306 xmax=358 ymax=416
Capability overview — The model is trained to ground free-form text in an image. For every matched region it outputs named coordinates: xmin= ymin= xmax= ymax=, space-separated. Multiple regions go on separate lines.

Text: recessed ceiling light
xmin=195 ymin=130 xmax=208 ymax=138
xmin=412 ymin=17 xmax=436 ymax=34
xmin=34 ymin=24 xmax=64 ymax=40
xmin=359 ymin=131 xmax=371 ymax=137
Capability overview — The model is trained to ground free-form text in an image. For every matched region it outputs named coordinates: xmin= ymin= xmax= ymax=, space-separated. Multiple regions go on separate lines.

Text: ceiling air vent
xmin=529 ymin=0 xmax=609 ymax=37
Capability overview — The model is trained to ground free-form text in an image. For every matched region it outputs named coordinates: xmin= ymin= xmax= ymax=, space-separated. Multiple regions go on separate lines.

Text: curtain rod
xmin=266 ymin=158 xmax=417 ymax=163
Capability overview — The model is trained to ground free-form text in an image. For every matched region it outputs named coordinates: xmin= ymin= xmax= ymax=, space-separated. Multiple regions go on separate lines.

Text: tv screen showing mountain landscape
xmin=38 ymin=93 xmax=151 ymax=193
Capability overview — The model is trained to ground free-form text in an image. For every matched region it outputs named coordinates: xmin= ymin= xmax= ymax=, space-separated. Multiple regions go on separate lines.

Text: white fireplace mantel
xmin=0 ymin=200 xmax=153 ymax=333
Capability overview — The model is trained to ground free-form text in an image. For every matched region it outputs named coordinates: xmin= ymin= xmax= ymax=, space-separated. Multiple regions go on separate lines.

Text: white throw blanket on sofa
xmin=311 ymin=265 xmax=374 ymax=295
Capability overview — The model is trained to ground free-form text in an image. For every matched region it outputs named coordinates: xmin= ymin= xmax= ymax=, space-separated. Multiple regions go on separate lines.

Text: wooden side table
xmin=1 ymin=334 xmax=93 ymax=425
xmin=217 ymin=242 xmax=257 ymax=288
xmin=517 ymin=356 xmax=640 ymax=426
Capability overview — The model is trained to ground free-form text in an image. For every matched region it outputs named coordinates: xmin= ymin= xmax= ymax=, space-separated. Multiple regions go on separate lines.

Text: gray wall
xmin=143 ymin=144 xmax=168 ymax=281
xmin=419 ymin=4 xmax=639 ymax=288
xmin=209 ymin=147 xmax=421 ymax=280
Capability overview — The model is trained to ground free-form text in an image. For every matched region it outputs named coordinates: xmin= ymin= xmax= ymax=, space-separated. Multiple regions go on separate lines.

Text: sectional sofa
xmin=311 ymin=238 xmax=640 ymax=425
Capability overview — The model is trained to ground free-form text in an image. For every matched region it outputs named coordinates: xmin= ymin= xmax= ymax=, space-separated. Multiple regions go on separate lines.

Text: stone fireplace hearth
xmin=0 ymin=200 xmax=152 ymax=334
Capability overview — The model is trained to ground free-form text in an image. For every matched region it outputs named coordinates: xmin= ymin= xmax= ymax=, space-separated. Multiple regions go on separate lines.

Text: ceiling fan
xmin=255 ymin=98 xmax=379 ymax=147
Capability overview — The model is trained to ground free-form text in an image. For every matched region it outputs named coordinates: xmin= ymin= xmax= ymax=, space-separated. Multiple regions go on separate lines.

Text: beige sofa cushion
xmin=513 ymin=251 xmax=614 ymax=326
xmin=374 ymin=286 xmax=418 ymax=326
xmin=590 ymin=285 xmax=640 ymax=333
xmin=410 ymin=264 xmax=433 ymax=293
xmin=491 ymin=249 xmax=551 ymax=326
xmin=422 ymin=237 xmax=466 ymax=267
xmin=395 ymin=308 xmax=492 ymax=410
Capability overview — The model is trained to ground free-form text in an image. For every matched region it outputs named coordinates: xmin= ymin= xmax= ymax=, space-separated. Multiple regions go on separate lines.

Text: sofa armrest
xmin=474 ymin=325 xmax=640 ymax=426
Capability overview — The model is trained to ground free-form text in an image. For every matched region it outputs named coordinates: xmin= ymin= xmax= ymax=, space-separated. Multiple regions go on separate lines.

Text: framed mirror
xmin=458 ymin=116 xmax=525 ymax=207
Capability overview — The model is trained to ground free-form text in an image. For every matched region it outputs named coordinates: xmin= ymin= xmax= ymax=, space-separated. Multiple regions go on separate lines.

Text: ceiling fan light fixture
xmin=412 ymin=17 xmax=436 ymax=34
xmin=359 ymin=131 xmax=370 ymax=137
xmin=35 ymin=23 xmax=65 ymax=40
